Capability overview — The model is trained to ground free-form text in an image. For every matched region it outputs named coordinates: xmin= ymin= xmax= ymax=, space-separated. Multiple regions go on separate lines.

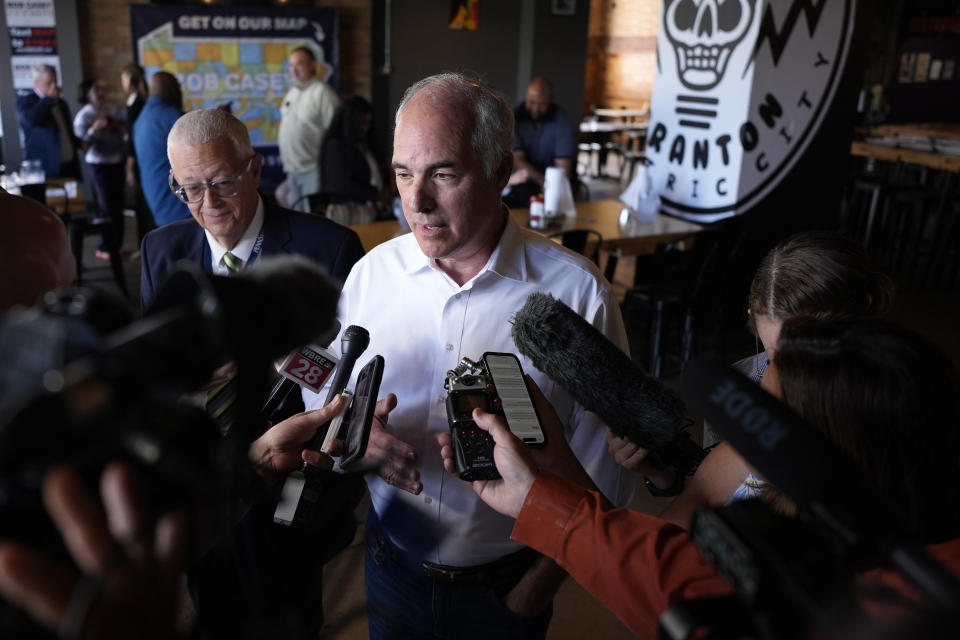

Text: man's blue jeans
xmin=364 ymin=508 xmax=553 ymax=640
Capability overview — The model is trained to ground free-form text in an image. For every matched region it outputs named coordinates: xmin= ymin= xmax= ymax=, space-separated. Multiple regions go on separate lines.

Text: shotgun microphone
xmin=511 ymin=292 xmax=704 ymax=476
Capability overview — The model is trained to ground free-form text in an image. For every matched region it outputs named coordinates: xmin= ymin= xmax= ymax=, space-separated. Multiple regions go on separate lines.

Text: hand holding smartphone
xmin=323 ymin=355 xmax=384 ymax=470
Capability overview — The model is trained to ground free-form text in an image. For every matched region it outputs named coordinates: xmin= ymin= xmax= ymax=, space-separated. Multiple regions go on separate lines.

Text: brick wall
xmin=76 ymin=0 xmax=372 ymax=105
xmin=584 ymin=0 xmax=660 ymax=113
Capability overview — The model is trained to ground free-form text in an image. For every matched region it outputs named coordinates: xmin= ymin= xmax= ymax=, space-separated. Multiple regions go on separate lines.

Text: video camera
xmin=659 ymin=358 xmax=960 ymax=640
xmin=0 ymin=256 xmax=339 ymax=634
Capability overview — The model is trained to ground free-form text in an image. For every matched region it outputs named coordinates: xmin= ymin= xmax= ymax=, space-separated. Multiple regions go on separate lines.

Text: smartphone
xmin=338 ymin=355 xmax=384 ymax=469
xmin=482 ymin=352 xmax=546 ymax=445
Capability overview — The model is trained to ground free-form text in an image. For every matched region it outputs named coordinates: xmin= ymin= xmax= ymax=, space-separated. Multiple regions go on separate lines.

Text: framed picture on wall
xmin=551 ymin=0 xmax=576 ymax=16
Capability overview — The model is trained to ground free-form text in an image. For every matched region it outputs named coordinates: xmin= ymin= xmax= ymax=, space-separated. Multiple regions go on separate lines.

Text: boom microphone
xmin=511 ymin=292 xmax=704 ymax=476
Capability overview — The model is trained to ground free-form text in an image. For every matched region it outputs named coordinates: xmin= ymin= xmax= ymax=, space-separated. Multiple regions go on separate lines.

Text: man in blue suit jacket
xmin=140 ymin=109 xmax=364 ymax=308
xmin=139 ymin=108 xmax=365 ymax=638
xmin=15 ymin=64 xmax=79 ymax=179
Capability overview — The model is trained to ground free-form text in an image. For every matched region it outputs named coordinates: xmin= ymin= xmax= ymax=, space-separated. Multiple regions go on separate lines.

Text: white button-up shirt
xmin=205 ymin=199 xmax=264 ymax=274
xmin=306 ymin=215 xmax=634 ymax=566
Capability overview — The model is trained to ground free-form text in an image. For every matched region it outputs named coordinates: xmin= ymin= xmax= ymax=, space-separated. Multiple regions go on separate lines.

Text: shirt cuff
xmin=511 ymin=470 xmax=589 ymax=557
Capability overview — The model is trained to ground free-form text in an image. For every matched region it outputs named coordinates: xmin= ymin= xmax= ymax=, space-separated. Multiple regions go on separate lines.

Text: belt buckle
xmin=422 ymin=563 xmax=467 ymax=583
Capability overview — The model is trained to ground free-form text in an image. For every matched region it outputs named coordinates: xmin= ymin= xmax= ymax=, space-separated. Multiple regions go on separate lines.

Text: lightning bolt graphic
xmin=750 ymin=0 xmax=827 ymax=67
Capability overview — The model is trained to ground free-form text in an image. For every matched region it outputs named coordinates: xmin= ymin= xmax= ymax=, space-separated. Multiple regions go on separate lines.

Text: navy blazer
xmin=140 ymin=197 xmax=365 ymax=309
xmin=16 ymin=92 xmax=77 ymax=178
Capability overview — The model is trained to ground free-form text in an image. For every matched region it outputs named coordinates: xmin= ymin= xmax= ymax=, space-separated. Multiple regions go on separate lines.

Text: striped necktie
xmin=222 ymin=251 xmax=243 ymax=273
xmin=208 ymin=251 xmax=243 ymax=431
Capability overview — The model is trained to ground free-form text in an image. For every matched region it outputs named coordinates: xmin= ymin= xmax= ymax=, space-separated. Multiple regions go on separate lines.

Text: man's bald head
xmin=148 ymin=72 xmax=182 ymax=108
xmin=0 ymin=191 xmax=75 ymax=312
xmin=524 ymin=76 xmax=553 ymax=121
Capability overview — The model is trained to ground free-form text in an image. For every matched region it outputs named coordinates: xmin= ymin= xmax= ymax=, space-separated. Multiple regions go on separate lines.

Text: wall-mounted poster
xmin=130 ymin=4 xmax=338 ymax=187
xmin=646 ymin=0 xmax=856 ymax=221
xmin=6 ymin=0 xmax=59 ymax=92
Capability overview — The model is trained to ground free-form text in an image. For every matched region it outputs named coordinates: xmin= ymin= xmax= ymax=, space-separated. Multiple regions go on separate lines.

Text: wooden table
xmin=870 ymin=123 xmax=960 ymax=141
xmin=579 ymin=120 xmax=649 ymax=134
xmin=44 ymin=177 xmax=85 ymax=214
xmin=535 ymin=199 xmax=701 ymax=255
xmin=850 ymin=140 xmax=960 ymax=172
xmin=349 ymin=200 xmax=703 ymax=282
xmin=592 ymin=108 xmax=650 ymax=119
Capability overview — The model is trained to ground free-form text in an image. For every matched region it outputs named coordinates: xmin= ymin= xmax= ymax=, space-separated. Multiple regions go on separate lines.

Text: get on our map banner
xmin=130 ymin=4 xmax=339 ymax=187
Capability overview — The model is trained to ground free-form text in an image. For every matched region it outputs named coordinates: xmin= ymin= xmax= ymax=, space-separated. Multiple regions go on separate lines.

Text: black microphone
xmin=511 ymin=292 xmax=704 ymax=476
xmin=274 ymin=325 xmax=370 ymax=525
xmin=323 ymin=325 xmax=370 ymax=405
xmin=302 ymin=325 xmax=370 ymax=456
xmin=261 ymin=321 xmax=341 ymax=423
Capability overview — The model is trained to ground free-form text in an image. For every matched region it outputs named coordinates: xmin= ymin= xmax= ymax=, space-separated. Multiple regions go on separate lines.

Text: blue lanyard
xmin=247 ymin=228 xmax=264 ymax=266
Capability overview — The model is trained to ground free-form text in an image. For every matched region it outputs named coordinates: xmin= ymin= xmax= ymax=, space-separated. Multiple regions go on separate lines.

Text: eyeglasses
xmin=169 ymin=157 xmax=254 ymax=204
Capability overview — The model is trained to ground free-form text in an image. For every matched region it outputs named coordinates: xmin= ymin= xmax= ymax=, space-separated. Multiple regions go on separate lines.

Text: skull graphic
xmin=664 ymin=0 xmax=757 ymax=91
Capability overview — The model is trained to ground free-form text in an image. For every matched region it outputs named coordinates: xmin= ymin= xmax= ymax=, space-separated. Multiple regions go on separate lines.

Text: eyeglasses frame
xmin=169 ymin=156 xmax=256 ymax=204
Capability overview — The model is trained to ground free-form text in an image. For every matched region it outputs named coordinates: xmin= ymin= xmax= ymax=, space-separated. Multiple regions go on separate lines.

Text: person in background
xmin=139 ymin=108 xmax=364 ymax=638
xmin=133 ymin=72 xmax=190 ymax=228
xmin=319 ymin=95 xmax=385 ymax=225
xmin=503 ymin=76 xmax=574 ymax=207
xmin=278 ymin=46 xmax=339 ymax=212
xmin=73 ymin=79 xmax=127 ymax=263
xmin=607 ymin=232 xmax=894 ymax=510
xmin=16 ymin=64 xmax=79 ymax=179
xmin=140 ymin=108 xmax=364 ymax=306
xmin=120 ymin=63 xmax=153 ymax=250
xmin=441 ymin=319 xmax=960 ymax=639
xmin=654 ymin=232 xmax=894 ymax=526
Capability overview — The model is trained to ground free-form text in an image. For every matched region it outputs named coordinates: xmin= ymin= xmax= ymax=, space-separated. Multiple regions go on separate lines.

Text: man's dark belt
xmin=421 ymin=547 xmax=537 ymax=585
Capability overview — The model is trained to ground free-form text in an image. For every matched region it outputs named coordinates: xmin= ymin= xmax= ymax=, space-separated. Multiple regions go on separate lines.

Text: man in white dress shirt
xmin=303 ymin=73 xmax=634 ymax=640
xmin=277 ymin=46 xmax=339 ymax=212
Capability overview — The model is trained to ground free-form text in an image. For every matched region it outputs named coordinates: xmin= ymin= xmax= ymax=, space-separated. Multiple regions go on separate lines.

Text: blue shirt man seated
xmin=504 ymin=76 xmax=575 ymax=207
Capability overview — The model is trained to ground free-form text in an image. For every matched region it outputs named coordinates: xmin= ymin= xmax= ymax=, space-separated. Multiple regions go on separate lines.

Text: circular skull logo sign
xmin=646 ymin=0 xmax=855 ymax=221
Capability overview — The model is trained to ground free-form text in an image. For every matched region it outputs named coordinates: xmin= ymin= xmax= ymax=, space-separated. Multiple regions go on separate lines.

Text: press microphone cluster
xmin=261 ymin=322 xmax=341 ymax=423
xmin=273 ymin=325 xmax=370 ymax=526
xmin=511 ymin=292 xmax=705 ymax=476
xmin=310 ymin=324 xmax=370 ymax=453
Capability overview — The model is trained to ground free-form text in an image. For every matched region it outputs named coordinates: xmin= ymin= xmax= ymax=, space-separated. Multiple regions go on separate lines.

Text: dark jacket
xmin=16 ymin=92 xmax=77 ymax=177
xmin=140 ymin=196 xmax=365 ymax=309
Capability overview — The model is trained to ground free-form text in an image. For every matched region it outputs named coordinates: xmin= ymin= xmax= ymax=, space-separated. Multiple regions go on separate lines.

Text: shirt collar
xmin=295 ymin=76 xmax=320 ymax=91
xmin=205 ymin=197 xmax=265 ymax=270
xmin=401 ymin=204 xmax=528 ymax=285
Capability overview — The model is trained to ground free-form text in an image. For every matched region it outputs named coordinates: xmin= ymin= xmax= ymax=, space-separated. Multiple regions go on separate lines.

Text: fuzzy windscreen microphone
xmin=511 ymin=292 xmax=705 ymax=476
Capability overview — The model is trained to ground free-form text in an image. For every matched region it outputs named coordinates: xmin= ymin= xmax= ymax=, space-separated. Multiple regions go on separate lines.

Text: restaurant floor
xmin=72 ymin=177 xmax=958 ymax=637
